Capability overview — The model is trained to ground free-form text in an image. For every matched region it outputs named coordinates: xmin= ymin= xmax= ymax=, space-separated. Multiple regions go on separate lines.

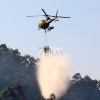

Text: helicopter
xmin=27 ymin=9 xmax=71 ymax=33
xmin=27 ymin=9 xmax=70 ymax=55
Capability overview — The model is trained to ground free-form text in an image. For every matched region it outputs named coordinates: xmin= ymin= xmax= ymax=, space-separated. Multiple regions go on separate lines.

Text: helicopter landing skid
xmin=45 ymin=26 xmax=54 ymax=33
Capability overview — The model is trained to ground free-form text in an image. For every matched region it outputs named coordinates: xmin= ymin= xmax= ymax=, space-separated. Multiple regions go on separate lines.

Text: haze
xmin=0 ymin=0 xmax=100 ymax=80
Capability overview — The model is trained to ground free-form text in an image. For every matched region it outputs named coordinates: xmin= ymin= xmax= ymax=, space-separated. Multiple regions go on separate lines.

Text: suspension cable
xmin=44 ymin=32 xmax=48 ymax=47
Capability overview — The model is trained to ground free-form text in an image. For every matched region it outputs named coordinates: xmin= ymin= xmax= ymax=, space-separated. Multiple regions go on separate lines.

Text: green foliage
xmin=72 ymin=73 xmax=81 ymax=82
xmin=0 ymin=44 xmax=39 ymax=100
xmin=61 ymin=74 xmax=100 ymax=100
xmin=97 ymin=80 xmax=100 ymax=89
xmin=0 ymin=86 xmax=18 ymax=100
xmin=0 ymin=44 xmax=100 ymax=100
xmin=0 ymin=85 xmax=28 ymax=100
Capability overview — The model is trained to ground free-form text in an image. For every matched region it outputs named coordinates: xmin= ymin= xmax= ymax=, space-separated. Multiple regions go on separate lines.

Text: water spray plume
xmin=37 ymin=54 xmax=71 ymax=99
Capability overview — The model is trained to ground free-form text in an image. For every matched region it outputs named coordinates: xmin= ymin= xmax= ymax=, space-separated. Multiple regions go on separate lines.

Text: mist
xmin=37 ymin=54 xmax=71 ymax=99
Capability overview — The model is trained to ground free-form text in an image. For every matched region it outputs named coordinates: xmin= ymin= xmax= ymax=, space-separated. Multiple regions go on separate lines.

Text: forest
xmin=0 ymin=44 xmax=100 ymax=100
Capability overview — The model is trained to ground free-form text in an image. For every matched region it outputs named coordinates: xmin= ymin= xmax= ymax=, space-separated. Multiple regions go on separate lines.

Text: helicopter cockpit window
xmin=40 ymin=20 xmax=45 ymax=23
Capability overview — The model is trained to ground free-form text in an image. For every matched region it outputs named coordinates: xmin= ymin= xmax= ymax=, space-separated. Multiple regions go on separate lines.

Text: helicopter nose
xmin=38 ymin=23 xmax=41 ymax=28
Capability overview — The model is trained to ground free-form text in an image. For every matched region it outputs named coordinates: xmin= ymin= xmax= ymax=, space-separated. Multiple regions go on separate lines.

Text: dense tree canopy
xmin=0 ymin=84 xmax=28 ymax=100
xmin=0 ymin=44 xmax=39 ymax=100
xmin=0 ymin=44 xmax=100 ymax=100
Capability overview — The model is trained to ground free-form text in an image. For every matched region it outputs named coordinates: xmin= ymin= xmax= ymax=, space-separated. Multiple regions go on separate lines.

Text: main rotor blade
xmin=27 ymin=15 xmax=45 ymax=17
xmin=57 ymin=16 xmax=71 ymax=18
xmin=41 ymin=9 xmax=48 ymax=16
xmin=48 ymin=15 xmax=71 ymax=18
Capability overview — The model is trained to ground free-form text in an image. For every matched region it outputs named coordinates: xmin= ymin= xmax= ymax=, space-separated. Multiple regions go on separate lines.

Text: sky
xmin=0 ymin=0 xmax=100 ymax=80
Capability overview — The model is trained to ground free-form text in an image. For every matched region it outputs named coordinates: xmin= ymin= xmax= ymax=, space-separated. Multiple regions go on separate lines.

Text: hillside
xmin=0 ymin=44 xmax=100 ymax=100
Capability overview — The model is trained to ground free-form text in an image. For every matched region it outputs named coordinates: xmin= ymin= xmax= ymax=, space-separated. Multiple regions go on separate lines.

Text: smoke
xmin=37 ymin=54 xmax=71 ymax=99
